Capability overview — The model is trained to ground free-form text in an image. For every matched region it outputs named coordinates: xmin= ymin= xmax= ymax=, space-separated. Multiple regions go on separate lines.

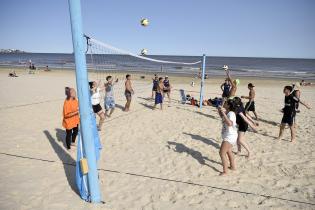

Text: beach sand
xmin=0 ymin=68 xmax=314 ymax=210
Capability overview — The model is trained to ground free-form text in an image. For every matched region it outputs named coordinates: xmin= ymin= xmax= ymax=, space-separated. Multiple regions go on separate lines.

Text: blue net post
xmin=68 ymin=0 xmax=101 ymax=203
xmin=199 ymin=54 xmax=206 ymax=109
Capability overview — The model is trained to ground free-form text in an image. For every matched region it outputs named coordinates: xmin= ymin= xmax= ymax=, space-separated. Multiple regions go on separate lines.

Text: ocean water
xmin=1 ymin=53 xmax=315 ymax=79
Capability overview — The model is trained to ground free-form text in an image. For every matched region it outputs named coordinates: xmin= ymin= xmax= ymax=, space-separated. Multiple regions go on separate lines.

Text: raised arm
xmin=218 ymin=107 xmax=233 ymax=126
xmin=226 ymin=70 xmax=235 ymax=88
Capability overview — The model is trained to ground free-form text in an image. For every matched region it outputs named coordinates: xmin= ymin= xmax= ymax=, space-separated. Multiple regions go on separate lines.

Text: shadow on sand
xmin=43 ymin=130 xmax=79 ymax=195
xmin=258 ymin=118 xmax=279 ymax=126
xmin=167 ymin=141 xmax=221 ymax=173
xmin=183 ymin=132 xmax=221 ymax=149
xmin=139 ymin=102 xmax=155 ymax=110
xmin=115 ymin=103 xmax=125 ymax=111
xmin=176 ymin=107 xmax=218 ymax=120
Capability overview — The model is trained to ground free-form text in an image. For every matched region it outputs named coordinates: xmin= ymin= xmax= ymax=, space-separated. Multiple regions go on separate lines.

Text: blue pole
xmin=199 ymin=54 xmax=206 ymax=109
xmin=68 ymin=0 xmax=101 ymax=203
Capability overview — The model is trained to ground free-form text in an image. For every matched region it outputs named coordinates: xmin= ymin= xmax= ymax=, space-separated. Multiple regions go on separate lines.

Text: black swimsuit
xmin=236 ymin=106 xmax=248 ymax=132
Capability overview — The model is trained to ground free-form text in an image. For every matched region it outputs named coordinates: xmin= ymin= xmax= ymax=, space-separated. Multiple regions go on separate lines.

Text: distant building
xmin=0 ymin=49 xmax=26 ymax=54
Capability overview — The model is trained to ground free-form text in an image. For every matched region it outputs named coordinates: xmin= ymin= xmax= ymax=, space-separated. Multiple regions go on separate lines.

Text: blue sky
xmin=0 ymin=0 xmax=314 ymax=58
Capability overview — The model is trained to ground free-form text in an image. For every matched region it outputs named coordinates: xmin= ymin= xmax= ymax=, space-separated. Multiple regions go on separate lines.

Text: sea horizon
xmin=1 ymin=52 xmax=315 ymax=79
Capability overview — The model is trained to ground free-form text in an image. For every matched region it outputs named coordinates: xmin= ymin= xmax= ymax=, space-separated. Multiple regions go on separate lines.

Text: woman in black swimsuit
xmin=234 ymin=97 xmax=259 ymax=159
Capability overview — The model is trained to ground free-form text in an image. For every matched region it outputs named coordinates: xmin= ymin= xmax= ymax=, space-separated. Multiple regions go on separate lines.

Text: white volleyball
xmin=141 ymin=49 xmax=148 ymax=55
xmin=222 ymin=65 xmax=229 ymax=71
xmin=141 ymin=18 xmax=149 ymax=26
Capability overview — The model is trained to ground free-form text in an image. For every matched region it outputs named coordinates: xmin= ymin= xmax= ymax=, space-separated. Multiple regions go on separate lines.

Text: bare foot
xmin=219 ymin=172 xmax=228 ymax=176
xmin=228 ymin=166 xmax=236 ymax=171
xmin=276 ymin=136 xmax=282 ymax=140
xmin=290 ymin=138 xmax=296 ymax=143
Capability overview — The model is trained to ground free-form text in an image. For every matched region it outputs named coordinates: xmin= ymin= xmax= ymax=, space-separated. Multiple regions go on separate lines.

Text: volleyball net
xmin=85 ymin=35 xmax=205 ymax=102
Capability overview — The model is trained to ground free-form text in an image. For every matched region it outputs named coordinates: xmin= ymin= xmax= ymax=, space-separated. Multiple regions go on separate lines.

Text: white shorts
xmin=222 ymin=136 xmax=237 ymax=145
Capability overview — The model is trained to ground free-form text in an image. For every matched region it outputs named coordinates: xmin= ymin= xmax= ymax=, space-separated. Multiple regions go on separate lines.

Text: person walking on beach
xmin=62 ymin=88 xmax=80 ymax=150
xmin=234 ymin=97 xmax=258 ymax=159
xmin=277 ymin=86 xmax=311 ymax=142
xmin=124 ymin=74 xmax=134 ymax=112
xmin=163 ymin=76 xmax=172 ymax=103
xmin=104 ymin=76 xmax=118 ymax=117
xmin=154 ymin=77 xmax=165 ymax=110
xmin=241 ymin=83 xmax=258 ymax=120
xmin=218 ymin=99 xmax=238 ymax=175
xmin=89 ymin=81 xmax=106 ymax=131
xmin=152 ymin=75 xmax=159 ymax=99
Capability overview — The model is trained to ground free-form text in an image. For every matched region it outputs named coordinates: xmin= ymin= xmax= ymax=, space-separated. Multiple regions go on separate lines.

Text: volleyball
xmin=141 ymin=49 xmax=148 ymax=55
xmin=235 ymin=79 xmax=240 ymax=85
xmin=222 ymin=65 xmax=229 ymax=71
xmin=140 ymin=18 xmax=149 ymax=26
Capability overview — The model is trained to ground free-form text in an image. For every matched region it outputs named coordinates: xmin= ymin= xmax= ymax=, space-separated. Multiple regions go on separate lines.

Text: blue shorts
xmin=155 ymin=92 xmax=163 ymax=104
xmin=104 ymin=97 xmax=115 ymax=110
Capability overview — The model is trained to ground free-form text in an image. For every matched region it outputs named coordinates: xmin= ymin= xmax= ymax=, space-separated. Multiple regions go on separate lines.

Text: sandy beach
xmin=0 ymin=68 xmax=314 ymax=210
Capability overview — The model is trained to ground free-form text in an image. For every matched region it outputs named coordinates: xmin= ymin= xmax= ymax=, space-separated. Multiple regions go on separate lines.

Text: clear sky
xmin=0 ymin=0 xmax=314 ymax=58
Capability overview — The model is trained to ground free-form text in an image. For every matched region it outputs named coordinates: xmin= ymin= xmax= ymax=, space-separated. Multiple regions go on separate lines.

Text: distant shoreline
xmin=1 ymin=66 xmax=315 ymax=82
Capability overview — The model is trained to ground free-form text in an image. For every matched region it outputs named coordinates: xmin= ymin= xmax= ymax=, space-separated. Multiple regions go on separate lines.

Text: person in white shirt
xmin=218 ymin=99 xmax=238 ymax=175
xmin=89 ymin=81 xmax=105 ymax=131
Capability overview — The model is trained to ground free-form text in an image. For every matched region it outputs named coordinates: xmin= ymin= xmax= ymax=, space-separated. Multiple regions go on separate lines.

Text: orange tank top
xmin=62 ymin=98 xmax=80 ymax=129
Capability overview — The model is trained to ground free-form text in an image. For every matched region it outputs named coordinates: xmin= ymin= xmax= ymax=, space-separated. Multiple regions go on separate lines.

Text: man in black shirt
xmin=277 ymin=86 xmax=311 ymax=142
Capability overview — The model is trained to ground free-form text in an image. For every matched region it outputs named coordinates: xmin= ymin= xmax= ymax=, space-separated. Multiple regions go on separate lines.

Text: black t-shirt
xmin=283 ymin=94 xmax=299 ymax=114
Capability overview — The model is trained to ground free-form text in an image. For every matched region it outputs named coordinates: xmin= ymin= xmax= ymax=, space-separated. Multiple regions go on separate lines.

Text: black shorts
xmin=152 ymin=87 xmax=157 ymax=91
xmin=125 ymin=90 xmax=132 ymax=99
xmin=163 ymin=89 xmax=170 ymax=93
xmin=92 ymin=104 xmax=102 ymax=113
xmin=238 ymin=122 xmax=248 ymax=132
xmin=245 ymin=101 xmax=255 ymax=112
xmin=222 ymin=93 xmax=229 ymax=98
xmin=281 ymin=112 xmax=296 ymax=126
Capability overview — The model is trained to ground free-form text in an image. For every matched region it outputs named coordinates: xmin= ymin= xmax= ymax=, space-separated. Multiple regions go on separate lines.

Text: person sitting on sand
xmin=104 ymin=76 xmax=118 ymax=117
xmin=241 ymin=83 xmax=258 ymax=120
xmin=152 ymin=75 xmax=159 ymax=99
xmin=154 ymin=77 xmax=165 ymax=110
xmin=217 ymin=99 xmax=238 ymax=175
xmin=163 ymin=76 xmax=172 ymax=103
xmin=8 ymin=70 xmax=18 ymax=77
xmin=124 ymin=74 xmax=134 ymax=112
xmin=234 ymin=97 xmax=258 ymax=159
xmin=89 ymin=81 xmax=105 ymax=131
xmin=226 ymin=69 xmax=238 ymax=99
xmin=62 ymin=88 xmax=80 ymax=150
xmin=44 ymin=65 xmax=50 ymax=71
xmin=300 ymin=80 xmax=314 ymax=86
xmin=277 ymin=86 xmax=311 ymax=142
xmin=221 ymin=78 xmax=231 ymax=99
